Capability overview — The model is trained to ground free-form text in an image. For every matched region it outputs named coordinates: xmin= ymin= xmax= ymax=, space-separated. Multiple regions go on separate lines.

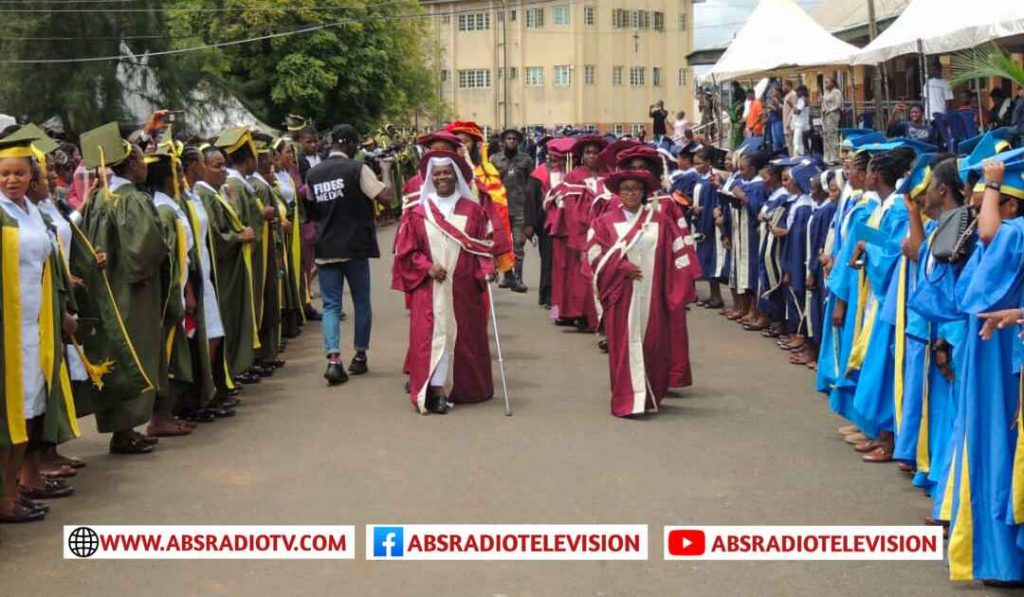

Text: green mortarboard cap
xmin=81 ymin=122 xmax=132 ymax=169
xmin=284 ymin=114 xmax=309 ymax=132
xmin=2 ymin=123 xmax=58 ymax=155
xmin=214 ymin=126 xmax=252 ymax=154
xmin=0 ymin=136 xmax=39 ymax=159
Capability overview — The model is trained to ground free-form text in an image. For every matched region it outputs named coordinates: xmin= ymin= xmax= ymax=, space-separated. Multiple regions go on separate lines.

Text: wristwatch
xmin=987 ymin=182 xmax=1003 ymax=191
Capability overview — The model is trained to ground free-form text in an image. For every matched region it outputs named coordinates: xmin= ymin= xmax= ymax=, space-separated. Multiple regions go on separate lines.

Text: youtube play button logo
xmin=666 ymin=529 xmax=706 ymax=557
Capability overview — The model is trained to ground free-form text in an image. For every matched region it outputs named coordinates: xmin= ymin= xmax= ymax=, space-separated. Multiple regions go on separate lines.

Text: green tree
xmin=172 ymin=0 xmax=446 ymax=131
xmin=0 ymin=0 xmax=205 ymax=136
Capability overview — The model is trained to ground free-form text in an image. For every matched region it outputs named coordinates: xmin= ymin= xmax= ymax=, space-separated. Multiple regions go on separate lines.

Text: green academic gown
xmin=247 ymin=173 xmax=282 ymax=363
xmin=194 ymin=181 xmax=257 ymax=378
xmin=79 ymin=179 xmax=168 ymax=433
xmin=152 ymin=195 xmax=190 ymax=415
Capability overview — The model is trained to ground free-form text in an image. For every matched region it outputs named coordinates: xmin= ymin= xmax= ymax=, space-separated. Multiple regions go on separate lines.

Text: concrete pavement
xmin=0 ymin=226 xmax=982 ymax=596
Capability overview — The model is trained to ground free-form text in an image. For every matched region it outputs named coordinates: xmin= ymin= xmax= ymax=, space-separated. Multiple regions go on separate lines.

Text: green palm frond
xmin=950 ymin=42 xmax=1024 ymax=88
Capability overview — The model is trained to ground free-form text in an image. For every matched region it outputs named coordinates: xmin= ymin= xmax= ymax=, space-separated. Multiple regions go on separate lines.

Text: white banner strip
xmin=366 ymin=524 xmax=648 ymax=561
xmin=663 ymin=526 xmax=944 ymax=561
xmin=63 ymin=525 xmax=356 ymax=560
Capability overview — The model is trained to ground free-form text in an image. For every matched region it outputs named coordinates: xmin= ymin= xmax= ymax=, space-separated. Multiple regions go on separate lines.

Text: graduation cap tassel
xmin=98 ymin=146 xmax=112 ymax=200
xmin=69 ymin=335 xmax=115 ymax=391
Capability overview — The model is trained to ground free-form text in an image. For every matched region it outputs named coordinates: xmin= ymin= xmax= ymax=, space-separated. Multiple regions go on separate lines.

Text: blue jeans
xmin=319 ymin=259 xmax=372 ymax=357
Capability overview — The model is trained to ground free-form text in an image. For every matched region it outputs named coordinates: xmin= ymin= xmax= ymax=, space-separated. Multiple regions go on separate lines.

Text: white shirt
xmin=37 ymin=197 xmax=71 ymax=265
xmin=0 ymin=194 xmax=51 ymax=417
xmin=923 ymin=77 xmax=953 ymax=119
xmin=793 ymin=97 xmax=810 ymax=130
xmin=672 ymin=118 xmax=690 ymax=139
xmin=429 ymin=192 xmax=459 ymax=220
xmin=108 ymin=174 xmax=132 ymax=193
xmin=275 ymin=171 xmax=297 ymax=205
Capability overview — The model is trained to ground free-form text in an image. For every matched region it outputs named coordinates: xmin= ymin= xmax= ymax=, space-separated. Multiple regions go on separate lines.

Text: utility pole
xmin=867 ymin=0 xmax=883 ymax=130
xmin=500 ymin=0 xmax=508 ymax=128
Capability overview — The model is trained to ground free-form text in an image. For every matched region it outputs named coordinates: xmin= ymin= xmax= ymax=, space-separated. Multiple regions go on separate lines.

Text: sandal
xmin=20 ymin=479 xmax=75 ymax=499
xmin=40 ymin=463 xmax=77 ymax=479
xmin=145 ymin=422 xmax=193 ymax=438
xmin=806 ymin=361 xmax=817 ymax=370
xmin=0 ymin=502 xmax=45 ymax=523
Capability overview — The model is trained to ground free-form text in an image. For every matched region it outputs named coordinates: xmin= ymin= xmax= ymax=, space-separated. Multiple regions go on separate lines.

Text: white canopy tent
xmin=853 ymin=0 xmax=1024 ymax=64
xmin=704 ymin=0 xmax=860 ymax=82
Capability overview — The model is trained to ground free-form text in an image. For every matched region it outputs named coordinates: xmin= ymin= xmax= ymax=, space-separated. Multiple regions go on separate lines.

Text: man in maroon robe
xmin=392 ymin=151 xmax=496 ymax=415
xmin=588 ymin=170 xmax=699 ymax=417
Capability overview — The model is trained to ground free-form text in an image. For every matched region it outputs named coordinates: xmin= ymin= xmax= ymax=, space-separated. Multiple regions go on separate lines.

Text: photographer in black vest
xmin=304 ymin=124 xmax=388 ymax=385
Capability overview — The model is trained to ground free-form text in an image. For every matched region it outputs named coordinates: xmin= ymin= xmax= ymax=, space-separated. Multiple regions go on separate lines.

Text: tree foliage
xmin=171 ymin=0 xmax=445 ymax=131
xmin=0 ymin=0 xmax=444 ymax=136
xmin=0 ymin=0 xmax=204 ymax=136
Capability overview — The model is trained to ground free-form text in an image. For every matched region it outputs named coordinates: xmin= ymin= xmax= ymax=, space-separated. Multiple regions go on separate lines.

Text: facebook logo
xmin=373 ymin=527 xmax=404 ymax=558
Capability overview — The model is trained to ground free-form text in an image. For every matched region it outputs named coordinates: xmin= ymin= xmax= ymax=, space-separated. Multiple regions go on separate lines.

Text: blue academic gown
xmin=945 ymin=219 xmax=1024 ymax=582
xmin=757 ymin=187 xmax=790 ymax=318
xmin=904 ymin=224 xmax=968 ymax=522
xmin=845 ymin=193 xmax=910 ymax=438
xmin=807 ymin=200 xmax=838 ymax=347
xmin=735 ymin=176 xmax=766 ymax=293
xmin=819 ymin=194 xmax=878 ymax=411
xmin=780 ymin=195 xmax=814 ymax=334
xmin=674 ymin=170 xmax=718 ymax=281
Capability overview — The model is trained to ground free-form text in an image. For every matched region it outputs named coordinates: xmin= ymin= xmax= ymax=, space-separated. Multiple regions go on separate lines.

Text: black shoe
xmin=349 ymin=355 xmax=368 ymax=376
xmin=324 ymin=362 xmax=349 ymax=386
xmin=217 ymin=397 xmax=241 ymax=409
xmin=427 ymin=394 xmax=448 ymax=415
xmin=131 ymin=430 xmax=159 ymax=446
xmin=498 ymin=274 xmax=512 ymax=289
xmin=510 ymin=277 xmax=528 ymax=293
xmin=205 ymin=406 xmax=236 ymax=419
xmin=339 ymin=311 xmax=348 ymax=322
xmin=304 ymin=307 xmax=322 ymax=321
xmin=235 ymin=372 xmax=260 ymax=385
xmin=251 ymin=365 xmax=274 ymax=378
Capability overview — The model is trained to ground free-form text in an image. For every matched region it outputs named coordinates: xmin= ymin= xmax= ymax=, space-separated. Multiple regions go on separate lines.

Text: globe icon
xmin=68 ymin=527 xmax=99 ymax=558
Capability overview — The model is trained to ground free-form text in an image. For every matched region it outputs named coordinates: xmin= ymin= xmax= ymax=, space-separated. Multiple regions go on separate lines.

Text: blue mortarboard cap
xmin=790 ymin=161 xmax=822 ymax=194
xmin=842 ymin=131 xmax=886 ymax=150
xmin=963 ymin=148 xmax=1024 ymax=198
xmin=898 ymin=153 xmax=942 ymax=198
xmin=855 ymin=137 xmax=935 ymax=156
xmin=738 ymin=135 xmax=763 ymax=155
xmin=840 ymin=128 xmax=875 ymax=140
xmin=963 ymin=127 xmax=1014 ymax=165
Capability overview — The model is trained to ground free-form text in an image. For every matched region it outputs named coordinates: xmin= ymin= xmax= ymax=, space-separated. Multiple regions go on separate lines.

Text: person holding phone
xmin=886 ymin=101 xmax=937 ymax=145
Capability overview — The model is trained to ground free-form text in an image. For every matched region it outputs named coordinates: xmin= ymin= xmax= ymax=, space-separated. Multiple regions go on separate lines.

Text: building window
xmin=508 ymin=67 xmax=518 ymax=80
xmin=678 ymin=67 xmax=687 ymax=86
xmin=631 ymin=10 xmax=650 ymax=29
xmin=583 ymin=124 xmax=598 ymax=133
xmin=525 ymin=66 xmax=544 ymax=87
xmin=526 ymin=7 xmax=544 ymax=28
xmin=614 ymin=124 xmax=624 ymax=135
xmin=510 ymin=10 xmax=517 ymax=21
xmin=442 ymin=15 xmax=450 ymax=25
xmin=584 ymin=5 xmax=595 ymax=25
xmin=441 ymin=69 xmax=449 ymax=82
xmin=553 ymin=5 xmax=570 ymax=26
xmin=612 ymin=8 xmax=629 ymax=28
xmin=584 ymin=65 xmax=595 ymax=85
xmin=679 ymin=14 xmax=687 ymax=31
xmin=631 ymin=123 xmax=645 ymax=136
xmin=654 ymin=11 xmax=665 ymax=31
xmin=457 ymin=12 xmax=490 ymax=32
xmin=612 ymin=65 xmax=623 ymax=86
xmin=458 ymin=69 xmax=491 ymax=89
xmin=553 ymin=65 xmax=572 ymax=87
xmin=652 ymin=67 xmax=662 ymax=87
xmin=629 ymin=66 xmax=646 ymax=87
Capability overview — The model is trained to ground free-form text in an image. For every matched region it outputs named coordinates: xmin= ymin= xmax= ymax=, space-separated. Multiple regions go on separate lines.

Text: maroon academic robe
xmin=543 ymin=172 xmax=575 ymax=319
xmin=559 ymin=166 xmax=605 ymax=327
xmin=588 ymin=202 xmax=697 ymax=417
xmin=392 ymin=196 xmax=496 ymax=413
xmin=656 ymin=194 xmax=702 ymax=388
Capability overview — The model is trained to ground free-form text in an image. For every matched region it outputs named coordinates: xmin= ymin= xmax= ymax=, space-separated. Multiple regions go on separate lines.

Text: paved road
xmin=1 ymin=226 xmax=979 ymax=596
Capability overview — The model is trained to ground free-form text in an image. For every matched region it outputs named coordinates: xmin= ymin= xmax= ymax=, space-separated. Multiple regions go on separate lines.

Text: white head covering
xmin=420 ymin=156 xmax=474 ymax=203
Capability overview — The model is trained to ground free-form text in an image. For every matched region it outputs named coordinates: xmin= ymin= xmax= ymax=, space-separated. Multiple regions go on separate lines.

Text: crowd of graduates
xmin=0 ymin=114 xmax=328 ymax=525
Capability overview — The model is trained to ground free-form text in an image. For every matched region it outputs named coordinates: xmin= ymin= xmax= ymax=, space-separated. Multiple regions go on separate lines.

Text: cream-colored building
xmin=421 ymin=0 xmax=695 ymax=135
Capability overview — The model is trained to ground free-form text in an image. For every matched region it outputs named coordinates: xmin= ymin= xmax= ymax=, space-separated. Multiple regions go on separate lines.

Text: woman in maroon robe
xmin=392 ymin=151 xmax=496 ymax=415
xmin=612 ymin=146 xmax=702 ymax=389
xmin=588 ymin=170 xmax=697 ymax=417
